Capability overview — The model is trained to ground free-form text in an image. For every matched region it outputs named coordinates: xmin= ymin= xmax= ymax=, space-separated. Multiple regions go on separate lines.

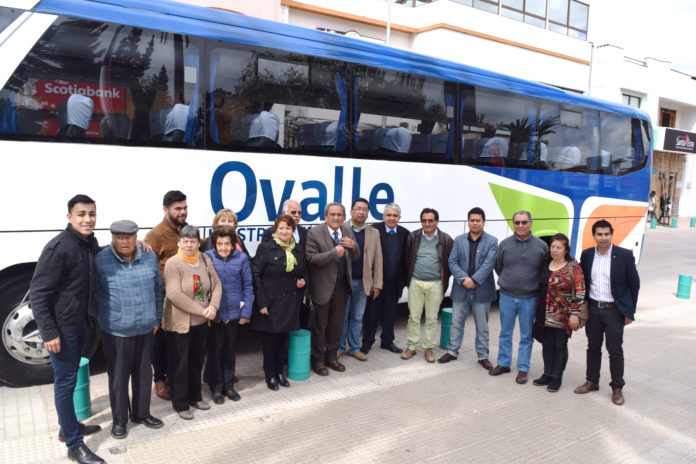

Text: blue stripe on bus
xmin=35 ymin=0 xmax=650 ymax=122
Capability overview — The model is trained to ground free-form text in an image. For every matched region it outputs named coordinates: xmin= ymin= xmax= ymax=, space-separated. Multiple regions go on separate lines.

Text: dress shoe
xmin=574 ymin=381 xmax=599 ymax=394
xmin=213 ymin=392 xmax=225 ymax=404
xmin=155 ymin=379 xmax=171 ymax=400
xmin=227 ymin=389 xmax=241 ymax=401
xmin=547 ymin=377 xmax=562 ymax=392
xmin=190 ymin=400 xmax=210 ymax=410
xmin=234 ymin=375 xmax=239 ymax=383
xmin=313 ymin=363 xmax=329 ymax=376
xmin=130 ymin=415 xmax=163 ymax=429
xmin=67 ymin=444 xmax=105 ymax=464
xmin=612 ymin=388 xmax=625 ymax=405
xmin=327 ymin=360 xmax=346 ymax=372
xmin=478 ymin=359 xmax=493 ymax=370
xmin=438 ymin=353 xmax=457 ymax=363
xmin=177 ymin=410 xmax=193 ymax=420
xmin=277 ymin=373 xmax=290 ymax=388
xmin=516 ymin=371 xmax=528 ymax=384
xmin=111 ymin=423 xmax=127 ymax=439
xmin=380 ymin=343 xmax=403 ymax=354
xmin=352 ymin=351 xmax=368 ymax=361
xmin=401 ymin=348 xmax=416 ymax=360
xmin=266 ymin=375 xmax=279 ymax=391
xmin=424 ymin=348 xmax=435 ymax=363
xmin=489 ymin=365 xmax=511 ymax=376
xmin=533 ymin=374 xmax=552 ymax=386
xmin=59 ymin=422 xmax=101 ymax=442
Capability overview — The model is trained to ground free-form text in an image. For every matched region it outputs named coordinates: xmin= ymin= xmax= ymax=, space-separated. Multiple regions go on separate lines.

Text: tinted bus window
xmin=539 ymin=102 xmax=598 ymax=172
xmin=460 ymin=86 xmax=539 ymax=168
xmin=355 ymin=67 xmax=454 ymax=163
xmin=208 ymin=44 xmax=346 ymax=155
xmin=0 ymin=17 xmax=201 ymax=145
xmin=0 ymin=7 xmax=23 ymax=35
xmin=598 ymin=113 xmax=647 ymax=175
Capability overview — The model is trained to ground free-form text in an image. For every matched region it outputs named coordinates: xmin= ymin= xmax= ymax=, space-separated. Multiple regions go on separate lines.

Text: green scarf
xmin=272 ymin=233 xmax=297 ymax=272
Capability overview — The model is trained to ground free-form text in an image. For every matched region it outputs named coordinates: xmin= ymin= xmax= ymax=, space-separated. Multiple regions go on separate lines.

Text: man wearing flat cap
xmin=92 ymin=220 xmax=164 ymax=439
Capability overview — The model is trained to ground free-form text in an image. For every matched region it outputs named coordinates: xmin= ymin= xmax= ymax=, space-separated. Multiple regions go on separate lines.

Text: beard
xmin=168 ymin=212 xmax=187 ymax=227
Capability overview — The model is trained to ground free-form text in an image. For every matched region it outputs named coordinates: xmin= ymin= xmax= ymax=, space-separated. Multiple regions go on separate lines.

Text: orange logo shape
xmin=581 ymin=205 xmax=648 ymax=251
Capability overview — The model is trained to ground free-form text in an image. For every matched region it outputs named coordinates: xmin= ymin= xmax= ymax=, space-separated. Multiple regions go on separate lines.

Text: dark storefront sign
xmin=663 ymin=128 xmax=696 ymax=154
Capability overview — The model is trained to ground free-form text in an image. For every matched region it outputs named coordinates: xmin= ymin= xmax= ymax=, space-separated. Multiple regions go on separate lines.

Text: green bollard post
xmin=677 ymin=274 xmax=692 ymax=299
xmin=671 ymin=218 xmax=678 ymax=228
xmin=440 ymin=307 xmax=453 ymax=349
xmin=73 ymin=357 xmax=91 ymax=421
xmin=650 ymin=218 xmax=657 ymax=229
xmin=288 ymin=329 xmax=311 ymax=380
xmin=690 ymin=218 xmax=695 ymax=228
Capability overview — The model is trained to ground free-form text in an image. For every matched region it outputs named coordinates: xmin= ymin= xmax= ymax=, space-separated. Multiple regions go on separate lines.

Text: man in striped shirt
xmin=574 ymin=219 xmax=640 ymax=406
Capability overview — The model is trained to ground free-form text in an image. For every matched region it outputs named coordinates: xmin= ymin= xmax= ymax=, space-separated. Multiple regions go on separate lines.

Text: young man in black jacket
xmin=30 ymin=194 xmax=104 ymax=464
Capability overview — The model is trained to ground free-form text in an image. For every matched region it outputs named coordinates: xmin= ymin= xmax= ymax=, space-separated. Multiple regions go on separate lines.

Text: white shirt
xmin=590 ymin=244 xmax=614 ymax=302
xmin=293 ymin=228 xmax=300 ymax=243
xmin=327 ymin=224 xmax=342 ymax=242
xmin=422 ymin=230 xmax=438 ymax=241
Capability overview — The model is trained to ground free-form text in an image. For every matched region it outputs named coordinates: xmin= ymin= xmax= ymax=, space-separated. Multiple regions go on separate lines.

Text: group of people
xmin=29 ymin=192 xmax=640 ymax=464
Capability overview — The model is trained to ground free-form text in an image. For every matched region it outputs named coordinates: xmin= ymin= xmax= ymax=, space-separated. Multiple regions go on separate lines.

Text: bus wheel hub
xmin=2 ymin=301 xmax=50 ymax=365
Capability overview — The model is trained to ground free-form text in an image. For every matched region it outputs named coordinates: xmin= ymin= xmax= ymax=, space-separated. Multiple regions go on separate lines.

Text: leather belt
xmin=589 ymin=298 xmax=616 ymax=309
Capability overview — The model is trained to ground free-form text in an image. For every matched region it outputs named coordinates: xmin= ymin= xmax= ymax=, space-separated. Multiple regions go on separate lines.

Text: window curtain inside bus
xmin=334 ymin=71 xmax=347 ymax=152
xmin=353 ymin=76 xmax=359 ymax=152
xmin=444 ymin=84 xmax=454 ymax=160
xmin=0 ymin=99 xmax=18 ymax=133
xmin=183 ymin=48 xmax=200 ymax=143
xmin=632 ymin=119 xmax=643 ymax=165
xmin=208 ymin=50 xmax=221 ymax=144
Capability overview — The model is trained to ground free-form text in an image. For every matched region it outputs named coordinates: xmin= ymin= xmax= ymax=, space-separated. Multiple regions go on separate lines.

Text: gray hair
xmin=513 ymin=210 xmax=532 ymax=222
xmin=282 ymin=199 xmax=301 ymax=213
xmin=383 ymin=203 xmax=401 ymax=215
xmin=178 ymin=225 xmax=201 ymax=241
xmin=324 ymin=202 xmax=346 ymax=217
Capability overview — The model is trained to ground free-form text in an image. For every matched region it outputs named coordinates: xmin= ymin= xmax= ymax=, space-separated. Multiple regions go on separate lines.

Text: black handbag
xmin=299 ymin=297 xmax=315 ymax=329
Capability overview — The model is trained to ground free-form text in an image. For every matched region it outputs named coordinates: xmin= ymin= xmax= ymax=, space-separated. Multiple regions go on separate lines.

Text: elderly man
xmin=490 ymin=211 xmax=548 ymax=384
xmin=145 ymin=190 xmax=188 ymax=399
xmin=402 ymin=208 xmax=454 ymax=363
xmin=92 ymin=220 xmax=164 ymax=439
xmin=339 ymin=198 xmax=382 ymax=361
xmin=305 ymin=202 xmax=360 ymax=376
xmin=31 ymin=194 xmax=104 ymax=464
xmin=439 ymin=207 xmax=498 ymax=369
xmin=361 ymin=202 xmax=410 ymax=355
xmin=574 ymin=220 xmax=640 ymax=405
xmin=262 ymin=198 xmax=308 ymax=246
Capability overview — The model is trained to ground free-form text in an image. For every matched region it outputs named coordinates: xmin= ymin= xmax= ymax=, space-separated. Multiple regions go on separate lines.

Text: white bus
xmin=0 ymin=0 xmax=652 ymax=386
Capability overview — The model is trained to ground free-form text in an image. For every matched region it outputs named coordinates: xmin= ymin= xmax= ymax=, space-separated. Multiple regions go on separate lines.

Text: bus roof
xmin=35 ymin=0 xmax=650 ymax=121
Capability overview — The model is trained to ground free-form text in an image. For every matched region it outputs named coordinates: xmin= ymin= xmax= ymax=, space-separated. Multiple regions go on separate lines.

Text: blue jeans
xmin=496 ymin=293 xmax=537 ymax=372
xmin=49 ymin=330 xmax=87 ymax=450
xmin=340 ymin=279 xmax=368 ymax=354
xmin=446 ymin=295 xmax=491 ymax=359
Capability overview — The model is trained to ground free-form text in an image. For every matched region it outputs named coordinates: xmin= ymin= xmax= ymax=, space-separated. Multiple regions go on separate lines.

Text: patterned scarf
xmin=272 ymin=233 xmax=297 ymax=272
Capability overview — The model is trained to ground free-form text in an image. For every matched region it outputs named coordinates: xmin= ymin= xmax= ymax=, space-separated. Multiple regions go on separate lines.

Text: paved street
xmin=2 ymin=223 xmax=695 ymax=464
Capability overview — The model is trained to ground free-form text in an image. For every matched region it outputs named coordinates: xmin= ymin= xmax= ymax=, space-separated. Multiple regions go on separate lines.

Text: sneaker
xmin=401 ymin=348 xmax=416 ymax=360
xmin=177 ymin=410 xmax=193 ymax=420
xmin=190 ymin=400 xmax=210 ymax=410
xmin=424 ymin=349 xmax=435 ymax=363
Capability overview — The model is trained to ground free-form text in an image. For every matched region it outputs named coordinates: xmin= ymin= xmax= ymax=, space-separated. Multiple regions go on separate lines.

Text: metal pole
xmin=386 ymin=0 xmax=392 ymax=45
xmin=587 ymin=41 xmax=594 ymax=95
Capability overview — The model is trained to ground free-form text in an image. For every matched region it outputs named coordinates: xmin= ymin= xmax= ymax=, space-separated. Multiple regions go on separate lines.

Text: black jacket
xmin=580 ymin=245 xmax=640 ymax=320
xmin=261 ymin=224 xmax=308 ymax=247
xmin=30 ymin=225 xmax=100 ymax=341
xmin=372 ymin=221 xmax=409 ymax=292
xmin=251 ymin=239 xmax=309 ymax=333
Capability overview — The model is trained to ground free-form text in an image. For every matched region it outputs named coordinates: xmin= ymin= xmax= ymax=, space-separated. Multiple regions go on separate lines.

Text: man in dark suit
xmin=574 ymin=219 xmax=640 ymax=406
xmin=361 ymin=203 xmax=409 ymax=355
xmin=261 ymin=199 xmax=308 ymax=246
xmin=305 ymin=202 xmax=360 ymax=376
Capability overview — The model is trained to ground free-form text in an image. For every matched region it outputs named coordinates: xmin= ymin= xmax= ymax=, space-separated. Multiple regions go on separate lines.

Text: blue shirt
xmin=92 ymin=245 xmax=164 ymax=337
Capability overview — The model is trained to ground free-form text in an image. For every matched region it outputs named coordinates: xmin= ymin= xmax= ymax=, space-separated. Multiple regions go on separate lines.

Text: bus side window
xmin=539 ymin=103 xmax=597 ymax=173
xmin=599 ymin=114 xmax=647 ymax=176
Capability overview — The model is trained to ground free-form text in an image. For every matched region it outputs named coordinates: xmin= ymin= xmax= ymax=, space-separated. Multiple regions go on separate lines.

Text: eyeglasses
xmin=513 ymin=221 xmax=529 ymax=225
xmin=287 ymin=210 xmax=302 ymax=215
xmin=421 ymin=219 xmax=436 ymax=223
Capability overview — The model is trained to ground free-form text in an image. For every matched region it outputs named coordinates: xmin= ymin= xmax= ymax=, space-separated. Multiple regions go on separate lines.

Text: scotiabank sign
xmin=18 ymin=79 xmax=126 ymax=114
xmin=663 ymin=128 xmax=696 ymax=154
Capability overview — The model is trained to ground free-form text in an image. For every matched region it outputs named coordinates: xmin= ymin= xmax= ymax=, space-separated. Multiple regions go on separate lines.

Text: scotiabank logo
xmin=18 ymin=79 xmax=126 ymax=114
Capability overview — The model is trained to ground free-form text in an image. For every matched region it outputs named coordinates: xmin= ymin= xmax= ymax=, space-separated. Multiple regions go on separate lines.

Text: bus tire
xmin=0 ymin=270 xmax=100 ymax=387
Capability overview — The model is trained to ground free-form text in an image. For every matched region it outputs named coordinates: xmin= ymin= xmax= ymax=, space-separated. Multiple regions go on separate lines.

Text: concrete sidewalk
xmin=1 ymin=225 xmax=695 ymax=463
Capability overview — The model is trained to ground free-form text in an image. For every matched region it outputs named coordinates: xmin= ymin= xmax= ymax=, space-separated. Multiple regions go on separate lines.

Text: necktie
xmin=333 ymin=231 xmax=340 ymax=245
xmin=389 ymin=230 xmax=396 ymax=235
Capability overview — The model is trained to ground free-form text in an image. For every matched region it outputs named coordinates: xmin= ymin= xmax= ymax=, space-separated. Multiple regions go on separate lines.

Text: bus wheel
xmin=0 ymin=271 xmax=100 ymax=387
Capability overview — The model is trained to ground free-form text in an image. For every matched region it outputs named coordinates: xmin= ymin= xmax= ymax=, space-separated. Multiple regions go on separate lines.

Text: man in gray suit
xmin=438 ymin=207 xmax=498 ymax=370
xmin=305 ymin=203 xmax=360 ymax=376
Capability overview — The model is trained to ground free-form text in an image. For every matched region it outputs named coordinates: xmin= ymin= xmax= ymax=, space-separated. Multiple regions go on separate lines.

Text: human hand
xmin=153 ymin=325 xmax=159 ymax=334
xmin=138 ymin=240 xmax=153 ymax=253
xmin=568 ymin=314 xmax=579 ymax=331
xmin=339 ymin=237 xmax=354 ymax=249
xmin=239 ymin=318 xmax=249 ymax=325
xmin=260 ymin=307 xmax=269 ymax=316
xmin=335 ymin=245 xmax=345 ymax=258
xmin=371 ymin=288 xmax=380 ymax=299
xmin=44 ymin=336 xmax=61 ymax=353
xmin=624 ymin=317 xmax=633 ymax=326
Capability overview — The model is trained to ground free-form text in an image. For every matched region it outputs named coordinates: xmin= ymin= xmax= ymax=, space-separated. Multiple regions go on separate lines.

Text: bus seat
xmin=149 ymin=108 xmax=168 ymax=141
xmin=380 ymin=126 xmax=411 ymax=154
xmin=161 ymin=103 xmax=189 ymax=143
xmin=317 ymin=120 xmax=338 ymax=150
xmin=100 ymin=113 xmax=131 ymax=139
xmin=57 ymin=94 xmax=94 ymax=137
xmin=480 ymin=137 xmax=508 ymax=166
xmin=409 ymin=133 xmax=430 ymax=153
xmin=246 ymin=111 xmax=279 ymax=147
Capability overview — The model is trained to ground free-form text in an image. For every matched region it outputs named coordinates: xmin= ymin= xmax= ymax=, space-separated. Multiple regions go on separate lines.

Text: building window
xmin=622 ymin=94 xmax=641 ymax=108
xmin=660 ymin=108 xmax=676 ymax=128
